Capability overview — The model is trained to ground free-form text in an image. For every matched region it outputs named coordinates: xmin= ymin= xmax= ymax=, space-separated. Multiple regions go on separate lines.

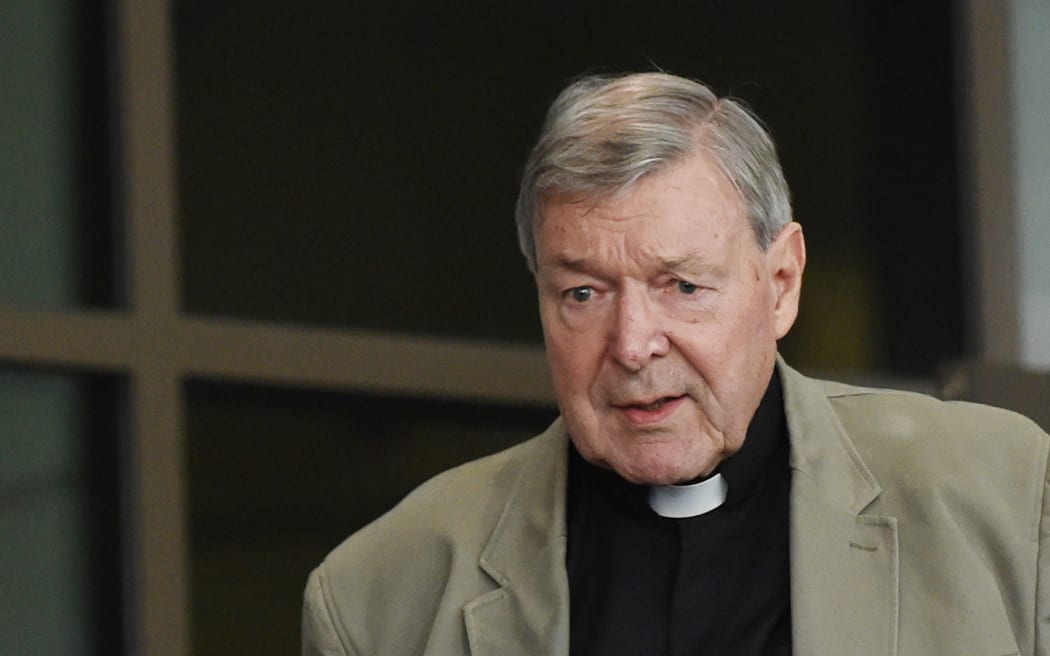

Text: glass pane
xmin=174 ymin=2 xmax=962 ymax=375
xmin=0 ymin=371 xmax=124 ymax=655
xmin=0 ymin=0 xmax=118 ymax=308
xmin=185 ymin=381 xmax=557 ymax=656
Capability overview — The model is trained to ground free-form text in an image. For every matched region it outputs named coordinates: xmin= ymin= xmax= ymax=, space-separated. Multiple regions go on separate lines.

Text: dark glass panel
xmin=0 ymin=370 xmax=124 ymax=655
xmin=0 ymin=0 xmax=118 ymax=309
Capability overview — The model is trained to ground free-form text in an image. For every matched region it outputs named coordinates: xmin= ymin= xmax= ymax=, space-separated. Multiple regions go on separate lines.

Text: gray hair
xmin=515 ymin=72 xmax=793 ymax=272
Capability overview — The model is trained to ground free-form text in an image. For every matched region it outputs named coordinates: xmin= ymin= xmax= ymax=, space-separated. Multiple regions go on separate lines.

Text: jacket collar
xmin=463 ymin=420 xmax=571 ymax=655
xmin=780 ymin=359 xmax=900 ymax=655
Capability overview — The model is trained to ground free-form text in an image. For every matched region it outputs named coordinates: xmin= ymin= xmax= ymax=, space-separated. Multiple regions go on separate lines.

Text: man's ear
xmin=766 ymin=222 xmax=806 ymax=340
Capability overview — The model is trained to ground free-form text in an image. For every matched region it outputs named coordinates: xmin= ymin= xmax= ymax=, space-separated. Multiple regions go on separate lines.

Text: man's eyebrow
xmin=545 ymin=252 xmax=713 ymax=273
xmin=659 ymin=251 xmax=708 ymax=270
xmin=547 ymin=256 xmax=594 ymax=272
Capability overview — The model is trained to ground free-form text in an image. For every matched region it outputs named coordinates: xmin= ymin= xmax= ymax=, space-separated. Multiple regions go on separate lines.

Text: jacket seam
xmin=1034 ymin=439 xmax=1050 ymax=653
xmin=318 ymin=565 xmax=362 ymax=656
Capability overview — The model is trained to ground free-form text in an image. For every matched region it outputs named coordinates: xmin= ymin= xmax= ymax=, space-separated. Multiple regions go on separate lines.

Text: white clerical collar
xmin=648 ymin=473 xmax=728 ymax=518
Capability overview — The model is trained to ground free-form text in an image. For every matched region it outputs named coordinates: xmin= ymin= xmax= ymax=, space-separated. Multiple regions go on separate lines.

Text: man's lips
xmin=614 ymin=394 xmax=687 ymax=424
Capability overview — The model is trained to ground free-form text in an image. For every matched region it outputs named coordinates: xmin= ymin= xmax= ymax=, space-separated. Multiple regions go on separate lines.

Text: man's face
xmin=534 ymin=151 xmax=804 ymax=485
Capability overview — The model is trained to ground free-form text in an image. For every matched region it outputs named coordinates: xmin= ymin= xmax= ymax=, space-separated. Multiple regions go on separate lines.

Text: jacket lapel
xmin=781 ymin=362 xmax=900 ymax=656
xmin=463 ymin=422 xmax=571 ymax=656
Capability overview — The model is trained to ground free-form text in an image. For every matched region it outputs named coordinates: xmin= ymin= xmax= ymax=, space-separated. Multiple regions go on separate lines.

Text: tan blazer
xmin=303 ymin=361 xmax=1050 ymax=655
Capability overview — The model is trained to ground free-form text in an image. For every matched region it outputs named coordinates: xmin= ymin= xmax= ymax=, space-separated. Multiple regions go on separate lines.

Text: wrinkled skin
xmin=534 ymin=152 xmax=806 ymax=485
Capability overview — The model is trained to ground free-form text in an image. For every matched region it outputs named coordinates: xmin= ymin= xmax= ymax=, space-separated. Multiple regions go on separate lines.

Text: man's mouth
xmin=615 ymin=395 xmax=686 ymax=424
xmin=628 ymin=396 xmax=679 ymax=411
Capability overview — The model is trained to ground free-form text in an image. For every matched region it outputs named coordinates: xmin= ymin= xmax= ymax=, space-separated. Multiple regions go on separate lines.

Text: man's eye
xmin=569 ymin=287 xmax=593 ymax=302
xmin=676 ymin=280 xmax=698 ymax=294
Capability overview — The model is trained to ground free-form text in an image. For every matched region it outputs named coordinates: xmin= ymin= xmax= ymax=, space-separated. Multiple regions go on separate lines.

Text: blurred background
xmin=2 ymin=1 xmax=1048 ymax=655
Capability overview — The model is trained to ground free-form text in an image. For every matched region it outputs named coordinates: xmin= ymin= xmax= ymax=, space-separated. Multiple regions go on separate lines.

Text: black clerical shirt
xmin=566 ymin=371 xmax=792 ymax=656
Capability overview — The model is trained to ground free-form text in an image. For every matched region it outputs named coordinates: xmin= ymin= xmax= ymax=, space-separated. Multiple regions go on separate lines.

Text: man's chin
xmin=610 ymin=456 xmax=716 ymax=487
xmin=568 ymin=425 xmax=721 ymax=484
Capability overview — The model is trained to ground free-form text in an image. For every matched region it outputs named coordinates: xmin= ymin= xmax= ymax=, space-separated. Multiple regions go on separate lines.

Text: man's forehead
xmin=535 ymin=201 xmax=744 ymax=253
xmin=539 ymin=242 xmax=727 ymax=277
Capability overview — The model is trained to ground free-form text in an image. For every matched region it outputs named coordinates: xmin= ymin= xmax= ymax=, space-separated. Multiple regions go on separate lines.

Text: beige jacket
xmin=302 ymin=362 xmax=1050 ymax=655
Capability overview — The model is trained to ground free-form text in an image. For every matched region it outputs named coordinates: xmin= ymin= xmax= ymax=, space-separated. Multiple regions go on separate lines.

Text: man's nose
xmin=609 ymin=288 xmax=670 ymax=371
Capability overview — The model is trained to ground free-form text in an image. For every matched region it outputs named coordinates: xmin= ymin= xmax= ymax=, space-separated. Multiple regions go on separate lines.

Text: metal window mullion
xmin=116 ymin=0 xmax=187 ymax=655
xmin=172 ymin=319 xmax=555 ymax=406
xmin=958 ymin=1 xmax=1019 ymax=362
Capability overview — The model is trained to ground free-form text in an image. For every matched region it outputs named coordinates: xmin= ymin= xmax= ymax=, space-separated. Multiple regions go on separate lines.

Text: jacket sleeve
xmin=302 ymin=566 xmax=355 ymax=656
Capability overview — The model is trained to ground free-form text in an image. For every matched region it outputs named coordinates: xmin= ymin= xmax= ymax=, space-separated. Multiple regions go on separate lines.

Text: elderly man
xmin=302 ymin=72 xmax=1050 ymax=655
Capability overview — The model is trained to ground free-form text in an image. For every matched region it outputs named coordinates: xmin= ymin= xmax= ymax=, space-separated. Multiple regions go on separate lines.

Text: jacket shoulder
xmin=304 ymin=423 xmax=565 ymax=655
xmin=816 ymin=378 xmax=1050 ymax=514
xmin=329 ymin=427 xmax=553 ymax=561
xmin=817 ymin=378 xmax=1048 ymax=454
